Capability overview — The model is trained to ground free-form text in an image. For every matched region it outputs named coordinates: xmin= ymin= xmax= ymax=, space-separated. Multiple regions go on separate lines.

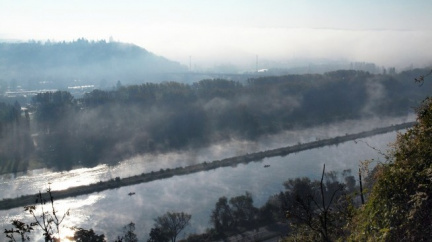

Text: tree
xmin=4 ymin=185 xmax=108 ymax=242
xmin=210 ymin=197 xmax=234 ymax=234
xmin=281 ymin=165 xmax=354 ymax=241
xmin=229 ymin=192 xmax=257 ymax=228
xmin=210 ymin=192 xmax=259 ymax=235
xmin=32 ymin=91 xmax=74 ymax=131
xmin=153 ymin=211 xmax=191 ymax=242
xmin=4 ymin=220 xmax=33 ymax=242
xmin=70 ymin=228 xmax=105 ymax=242
xmin=115 ymin=222 xmax=137 ymax=242
xmin=147 ymin=228 xmax=169 ymax=242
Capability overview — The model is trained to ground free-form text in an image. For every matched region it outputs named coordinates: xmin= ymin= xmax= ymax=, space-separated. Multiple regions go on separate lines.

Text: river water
xmin=0 ymin=115 xmax=414 ymax=241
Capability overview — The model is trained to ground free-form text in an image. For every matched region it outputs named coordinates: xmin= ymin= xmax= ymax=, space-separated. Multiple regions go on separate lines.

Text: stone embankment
xmin=0 ymin=122 xmax=415 ymax=210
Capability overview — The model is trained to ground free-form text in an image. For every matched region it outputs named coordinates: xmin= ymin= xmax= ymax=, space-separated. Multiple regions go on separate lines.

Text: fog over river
xmin=0 ymin=115 xmax=414 ymax=241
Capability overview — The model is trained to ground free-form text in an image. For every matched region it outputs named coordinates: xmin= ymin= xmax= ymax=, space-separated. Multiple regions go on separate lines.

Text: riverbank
xmin=0 ymin=158 xmax=45 ymax=176
xmin=0 ymin=122 xmax=415 ymax=210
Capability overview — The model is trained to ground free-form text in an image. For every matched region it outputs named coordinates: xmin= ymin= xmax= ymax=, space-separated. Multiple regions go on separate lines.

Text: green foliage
xmin=351 ymin=97 xmax=432 ymax=241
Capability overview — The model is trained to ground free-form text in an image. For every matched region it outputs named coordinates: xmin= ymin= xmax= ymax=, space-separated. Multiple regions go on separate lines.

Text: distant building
xmin=349 ymin=62 xmax=379 ymax=74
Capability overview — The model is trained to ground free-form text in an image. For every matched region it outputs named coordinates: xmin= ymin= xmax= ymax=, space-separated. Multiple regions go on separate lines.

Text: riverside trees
xmin=210 ymin=192 xmax=258 ymax=235
xmin=280 ymin=167 xmax=357 ymax=241
xmin=0 ymin=101 xmax=33 ymax=173
xmin=2 ymin=68 xmax=430 ymax=172
xmin=116 ymin=222 xmax=138 ymax=242
xmin=150 ymin=212 xmax=191 ymax=242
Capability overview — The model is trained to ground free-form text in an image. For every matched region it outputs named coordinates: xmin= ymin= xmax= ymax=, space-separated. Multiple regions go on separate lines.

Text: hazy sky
xmin=1 ymin=0 xmax=432 ymax=69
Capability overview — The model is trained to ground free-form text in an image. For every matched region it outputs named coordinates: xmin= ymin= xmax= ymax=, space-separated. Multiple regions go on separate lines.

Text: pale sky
xmin=1 ymin=0 xmax=432 ymax=69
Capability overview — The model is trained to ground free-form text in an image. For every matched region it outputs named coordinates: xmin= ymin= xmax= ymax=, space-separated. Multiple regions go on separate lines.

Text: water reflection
xmin=0 ymin=165 xmax=110 ymax=198
xmin=1 ymin=132 xmax=397 ymax=241
xmin=0 ymin=115 xmax=413 ymax=199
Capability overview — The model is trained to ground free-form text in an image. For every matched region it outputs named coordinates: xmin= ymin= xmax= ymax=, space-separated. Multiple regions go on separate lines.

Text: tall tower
xmin=256 ymin=55 xmax=258 ymax=73
xmin=189 ymin=56 xmax=192 ymax=72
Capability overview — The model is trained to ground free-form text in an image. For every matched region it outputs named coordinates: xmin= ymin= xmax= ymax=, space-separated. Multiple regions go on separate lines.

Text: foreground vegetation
xmin=346 ymin=97 xmax=432 ymax=241
xmin=281 ymin=95 xmax=432 ymax=241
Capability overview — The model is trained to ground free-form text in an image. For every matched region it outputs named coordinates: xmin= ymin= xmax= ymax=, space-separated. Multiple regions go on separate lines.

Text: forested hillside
xmin=0 ymin=39 xmax=187 ymax=90
xmin=0 ymin=69 xmax=430 ymax=172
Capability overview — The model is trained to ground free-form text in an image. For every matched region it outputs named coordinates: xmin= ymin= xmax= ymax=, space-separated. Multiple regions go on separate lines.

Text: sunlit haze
xmin=1 ymin=0 xmax=432 ymax=69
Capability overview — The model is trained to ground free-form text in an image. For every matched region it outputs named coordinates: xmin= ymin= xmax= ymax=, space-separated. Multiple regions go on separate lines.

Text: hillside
xmin=347 ymin=96 xmax=432 ymax=241
xmin=0 ymin=39 xmax=188 ymax=89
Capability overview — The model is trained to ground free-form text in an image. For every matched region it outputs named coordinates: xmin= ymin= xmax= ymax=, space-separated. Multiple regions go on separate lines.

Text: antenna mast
xmin=256 ymin=55 xmax=258 ymax=72
xmin=189 ymin=56 xmax=192 ymax=72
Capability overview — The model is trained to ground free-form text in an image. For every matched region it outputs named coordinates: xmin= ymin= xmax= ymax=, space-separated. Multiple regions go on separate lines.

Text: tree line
xmin=0 ymin=68 xmax=431 ymax=172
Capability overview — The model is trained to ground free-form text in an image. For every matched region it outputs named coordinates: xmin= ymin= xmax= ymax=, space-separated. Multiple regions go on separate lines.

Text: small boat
xmin=264 ymin=165 xmax=270 ymax=168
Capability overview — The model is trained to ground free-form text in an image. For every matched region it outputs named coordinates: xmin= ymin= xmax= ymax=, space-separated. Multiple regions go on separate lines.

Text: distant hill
xmin=0 ymin=39 xmax=188 ymax=89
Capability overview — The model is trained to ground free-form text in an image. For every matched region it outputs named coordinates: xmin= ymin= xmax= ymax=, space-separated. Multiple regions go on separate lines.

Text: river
xmin=0 ymin=115 xmax=414 ymax=241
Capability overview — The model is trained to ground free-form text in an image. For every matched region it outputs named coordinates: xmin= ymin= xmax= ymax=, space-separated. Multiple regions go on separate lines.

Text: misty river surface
xmin=0 ymin=116 xmax=414 ymax=241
